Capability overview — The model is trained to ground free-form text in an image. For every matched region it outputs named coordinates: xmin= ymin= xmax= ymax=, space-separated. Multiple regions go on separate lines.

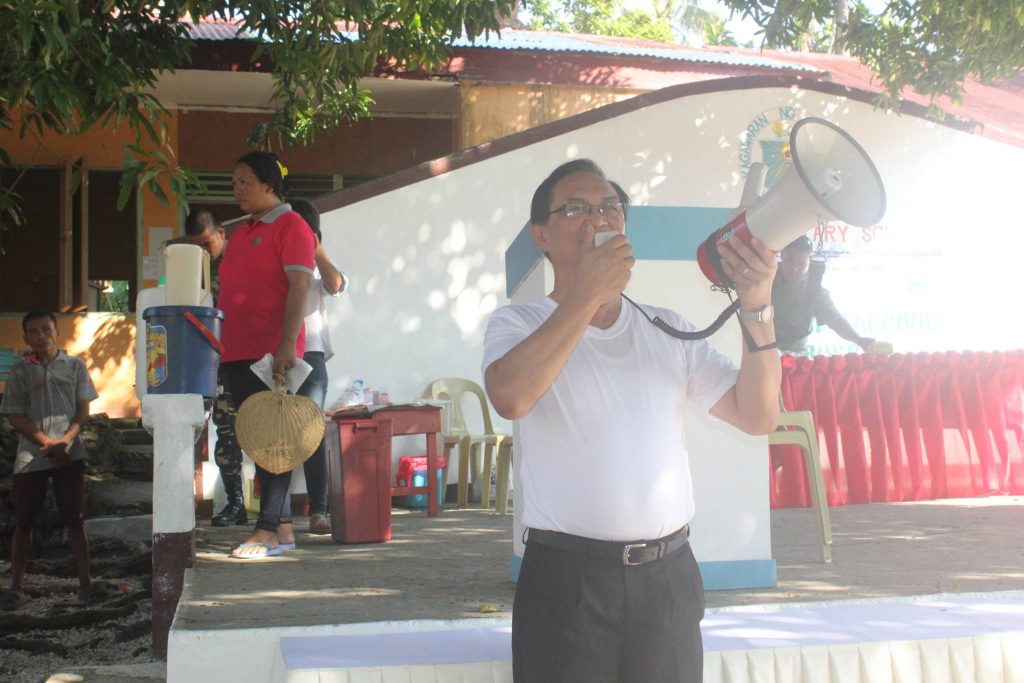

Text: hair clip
xmin=276 ymin=160 xmax=289 ymax=179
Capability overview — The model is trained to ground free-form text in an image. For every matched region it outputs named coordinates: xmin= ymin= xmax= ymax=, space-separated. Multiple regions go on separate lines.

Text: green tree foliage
xmin=0 ymin=0 xmax=515 ymax=233
xmin=524 ymin=0 xmax=675 ymax=41
xmin=522 ymin=0 xmax=737 ymax=45
xmin=721 ymin=0 xmax=1024 ymax=109
xmin=668 ymin=0 xmax=739 ymax=46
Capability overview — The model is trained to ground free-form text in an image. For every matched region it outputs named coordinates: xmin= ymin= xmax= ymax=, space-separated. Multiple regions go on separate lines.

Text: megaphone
xmin=697 ymin=117 xmax=886 ymax=285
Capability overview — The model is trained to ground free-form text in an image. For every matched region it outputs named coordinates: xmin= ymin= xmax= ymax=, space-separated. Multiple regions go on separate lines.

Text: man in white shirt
xmin=482 ymin=159 xmax=781 ymax=682
xmin=291 ymin=199 xmax=346 ymax=534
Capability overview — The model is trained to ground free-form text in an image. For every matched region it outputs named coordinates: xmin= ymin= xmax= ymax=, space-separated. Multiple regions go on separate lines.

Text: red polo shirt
xmin=218 ymin=204 xmax=317 ymax=362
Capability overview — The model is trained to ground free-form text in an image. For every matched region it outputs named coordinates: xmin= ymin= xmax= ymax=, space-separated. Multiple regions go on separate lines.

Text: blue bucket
xmin=142 ymin=305 xmax=224 ymax=397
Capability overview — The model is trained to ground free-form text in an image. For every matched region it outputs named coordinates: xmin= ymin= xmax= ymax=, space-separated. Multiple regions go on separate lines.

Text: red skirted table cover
xmin=771 ymin=350 xmax=1024 ymax=508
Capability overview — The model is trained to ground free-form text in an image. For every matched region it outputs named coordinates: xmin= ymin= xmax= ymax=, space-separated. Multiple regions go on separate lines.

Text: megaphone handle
xmin=698 ymin=231 xmax=735 ymax=288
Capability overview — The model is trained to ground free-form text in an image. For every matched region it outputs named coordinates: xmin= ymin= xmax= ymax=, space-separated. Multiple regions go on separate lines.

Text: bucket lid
xmin=142 ymin=305 xmax=223 ymax=320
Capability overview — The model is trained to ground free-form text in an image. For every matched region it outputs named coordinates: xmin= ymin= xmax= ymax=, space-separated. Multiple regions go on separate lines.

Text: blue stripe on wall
xmin=505 ymin=206 xmax=731 ymax=297
xmin=510 ymin=553 xmax=777 ymax=590
xmin=628 ymin=206 xmax=731 ymax=260
xmin=505 ymin=222 xmax=543 ymax=298
xmin=697 ymin=559 xmax=778 ymax=590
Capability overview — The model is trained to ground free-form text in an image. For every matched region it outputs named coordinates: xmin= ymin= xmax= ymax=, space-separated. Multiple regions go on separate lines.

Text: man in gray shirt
xmin=1 ymin=310 xmax=107 ymax=610
xmin=772 ymin=236 xmax=875 ymax=355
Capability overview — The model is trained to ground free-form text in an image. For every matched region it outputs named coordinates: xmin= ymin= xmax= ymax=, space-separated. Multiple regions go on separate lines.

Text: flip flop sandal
xmin=0 ymin=589 xmax=31 ymax=611
xmin=276 ymin=542 xmax=296 ymax=552
xmin=308 ymin=514 xmax=331 ymax=534
xmin=229 ymin=542 xmax=283 ymax=559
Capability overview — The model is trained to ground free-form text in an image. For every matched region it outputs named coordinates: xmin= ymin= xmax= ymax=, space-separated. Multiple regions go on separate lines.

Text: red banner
xmin=771 ymin=351 xmax=1024 ymax=508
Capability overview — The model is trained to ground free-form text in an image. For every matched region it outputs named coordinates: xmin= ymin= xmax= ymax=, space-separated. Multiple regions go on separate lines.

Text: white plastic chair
xmin=425 ymin=378 xmax=510 ymax=510
xmin=769 ymin=407 xmax=833 ymax=563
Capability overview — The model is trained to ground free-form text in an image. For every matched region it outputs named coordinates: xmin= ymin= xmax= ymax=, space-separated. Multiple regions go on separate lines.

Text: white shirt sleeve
xmin=482 ymin=305 xmax=532 ymax=374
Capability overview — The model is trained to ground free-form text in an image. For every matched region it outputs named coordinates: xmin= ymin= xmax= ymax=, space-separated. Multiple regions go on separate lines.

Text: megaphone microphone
xmin=697 ymin=117 xmax=886 ymax=286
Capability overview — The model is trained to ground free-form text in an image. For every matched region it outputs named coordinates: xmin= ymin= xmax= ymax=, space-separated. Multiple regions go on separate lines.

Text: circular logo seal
xmin=738 ymin=106 xmax=804 ymax=189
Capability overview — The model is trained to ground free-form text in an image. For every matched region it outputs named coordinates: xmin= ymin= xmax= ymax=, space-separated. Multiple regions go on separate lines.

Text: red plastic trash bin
xmin=325 ymin=417 xmax=393 ymax=543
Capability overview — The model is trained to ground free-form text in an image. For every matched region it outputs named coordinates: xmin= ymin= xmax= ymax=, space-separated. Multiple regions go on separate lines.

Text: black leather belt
xmin=527 ymin=525 xmax=689 ymax=567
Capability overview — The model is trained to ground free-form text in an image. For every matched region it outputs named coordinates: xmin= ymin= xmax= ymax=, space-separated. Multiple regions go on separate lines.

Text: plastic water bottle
xmin=339 ymin=380 xmax=364 ymax=407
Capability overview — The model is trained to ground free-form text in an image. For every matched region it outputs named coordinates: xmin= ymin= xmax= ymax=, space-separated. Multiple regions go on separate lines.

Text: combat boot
xmin=211 ymin=477 xmax=248 ymax=527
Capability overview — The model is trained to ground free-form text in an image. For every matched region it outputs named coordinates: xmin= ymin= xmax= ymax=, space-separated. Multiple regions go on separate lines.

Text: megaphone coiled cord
xmin=620 ymin=290 xmax=778 ymax=352
xmin=620 ymin=292 xmax=740 ymax=340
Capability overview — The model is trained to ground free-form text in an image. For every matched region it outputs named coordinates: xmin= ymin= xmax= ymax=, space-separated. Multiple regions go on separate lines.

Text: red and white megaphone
xmin=697 ymin=117 xmax=886 ymax=285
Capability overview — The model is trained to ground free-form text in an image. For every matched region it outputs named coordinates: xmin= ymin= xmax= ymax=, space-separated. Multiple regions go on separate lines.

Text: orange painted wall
xmin=0 ymin=108 xmax=183 ymax=289
xmin=0 ymin=314 xmax=140 ymax=418
xmin=1 ymin=110 xmax=179 ymax=413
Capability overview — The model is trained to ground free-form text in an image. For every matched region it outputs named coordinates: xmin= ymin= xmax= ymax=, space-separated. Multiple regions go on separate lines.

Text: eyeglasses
xmin=548 ymin=201 xmax=625 ymax=220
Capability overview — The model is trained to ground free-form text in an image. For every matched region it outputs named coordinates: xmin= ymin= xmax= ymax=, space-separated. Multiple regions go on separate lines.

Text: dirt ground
xmin=0 ymin=537 xmax=154 ymax=683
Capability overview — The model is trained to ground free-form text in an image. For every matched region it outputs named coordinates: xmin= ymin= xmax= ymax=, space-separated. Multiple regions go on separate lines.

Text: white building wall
xmin=316 ymin=83 xmax=1023 ymax=570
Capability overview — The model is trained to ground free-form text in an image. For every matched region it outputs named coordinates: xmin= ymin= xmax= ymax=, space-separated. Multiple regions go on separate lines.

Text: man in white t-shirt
xmin=290 ymin=199 xmax=346 ymax=534
xmin=482 ymin=159 xmax=781 ymax=682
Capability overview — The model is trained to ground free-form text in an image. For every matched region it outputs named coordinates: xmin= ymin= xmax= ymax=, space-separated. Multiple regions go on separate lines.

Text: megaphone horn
xmin=697 ymin=117 xmax=886 ymax=285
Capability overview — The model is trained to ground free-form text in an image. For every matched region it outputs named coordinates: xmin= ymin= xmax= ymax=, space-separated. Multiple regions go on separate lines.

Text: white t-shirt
xmin=482 ymin=297 xmax=738 ymax=541
xmin=302 ymin=266 xmax=344 ymax=359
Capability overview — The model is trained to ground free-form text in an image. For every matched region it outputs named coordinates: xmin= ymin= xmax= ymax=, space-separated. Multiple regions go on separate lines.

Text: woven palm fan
xmin=236 ymin=374 xmax=325 ymax=474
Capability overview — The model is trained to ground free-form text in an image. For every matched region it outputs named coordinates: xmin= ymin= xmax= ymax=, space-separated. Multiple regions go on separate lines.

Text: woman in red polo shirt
xmin=218 ymin=151 xmax=317 ymax=559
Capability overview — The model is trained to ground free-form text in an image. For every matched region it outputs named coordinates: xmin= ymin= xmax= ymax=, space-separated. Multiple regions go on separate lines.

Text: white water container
xmin=135 ymin=285 xmax=165 ymax=399
xmin=164 ymin=244 xmax=211 ymax=306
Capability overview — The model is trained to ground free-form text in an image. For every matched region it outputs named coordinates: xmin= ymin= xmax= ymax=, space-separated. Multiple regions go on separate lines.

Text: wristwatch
xmin=737 ymin=304 xmax=774 ymax=323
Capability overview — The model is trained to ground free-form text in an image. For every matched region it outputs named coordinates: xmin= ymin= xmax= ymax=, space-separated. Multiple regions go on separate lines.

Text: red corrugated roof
xmin=183 ymin=18 xmax=1024 ymax=148
xmin=704 ymin=47 xmax=1024 ymax=148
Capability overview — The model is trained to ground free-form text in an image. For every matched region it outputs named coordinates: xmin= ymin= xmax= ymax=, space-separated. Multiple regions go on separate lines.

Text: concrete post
xmin=142 ymin=393 xmax=206 ymax=659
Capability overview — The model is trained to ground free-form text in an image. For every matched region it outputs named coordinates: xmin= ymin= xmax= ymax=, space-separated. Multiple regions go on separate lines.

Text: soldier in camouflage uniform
xmin=175 ymin=210 xmax=247 ymax=526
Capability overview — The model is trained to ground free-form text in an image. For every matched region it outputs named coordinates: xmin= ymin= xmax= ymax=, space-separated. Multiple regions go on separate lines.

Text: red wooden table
xmin=329 ymin=404 xmax=443 ymax=519
xmin=375 ymin=404 xmax=443 ymax=517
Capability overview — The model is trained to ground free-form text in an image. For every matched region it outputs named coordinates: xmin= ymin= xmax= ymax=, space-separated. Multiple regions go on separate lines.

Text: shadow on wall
xmin=320 ymin=131 xmax=719 ymax=400
xmin=69 ymin=315 xmax=137 ymax=417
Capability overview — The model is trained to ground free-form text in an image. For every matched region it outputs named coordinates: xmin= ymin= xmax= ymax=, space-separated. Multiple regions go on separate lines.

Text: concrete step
xmin=119 ymin=428 xmax=154 ymax=446
xmin=85 ymin=514 xmax=153 ymax=544
xmin=113 ymin=445 xmax=154 ymax=479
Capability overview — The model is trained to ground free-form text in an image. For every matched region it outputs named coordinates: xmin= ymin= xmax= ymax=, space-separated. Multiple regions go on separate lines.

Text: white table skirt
xmin=275 ymin=592 xmax=1024 ymax=683
xmin=702 ymin=592 xmax=1024 ymax=683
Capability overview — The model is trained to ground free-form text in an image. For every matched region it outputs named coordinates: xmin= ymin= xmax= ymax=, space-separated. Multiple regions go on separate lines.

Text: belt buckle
xmin=623 ymin=542 xmax=648 ymax=566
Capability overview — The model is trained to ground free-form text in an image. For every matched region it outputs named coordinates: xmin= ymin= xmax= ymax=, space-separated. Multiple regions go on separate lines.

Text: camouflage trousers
xmin=212 ymin=367 xmax=243 ymax=486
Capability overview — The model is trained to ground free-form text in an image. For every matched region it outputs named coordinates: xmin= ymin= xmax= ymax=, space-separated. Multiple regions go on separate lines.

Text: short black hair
xmin=784 ymin=235 xmax=814 ymax=253
xmin=530 ymin=159 xmax=606 ymax=225
xmin=608 ymin=180 xmax=631 ymax=220
xmin=290 ymin=198 xmax=321 ymax=242
xmin=22 ymin=309 xmax=57 ymax=332
xmin=184 ymin=209 xmax=221 ymax=237
xmin=236 ymin=151 xmax=288 ymax=199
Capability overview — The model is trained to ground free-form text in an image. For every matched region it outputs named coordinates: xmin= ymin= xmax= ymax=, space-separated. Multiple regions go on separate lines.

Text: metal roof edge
xmin=183 ymin=20 xmax=819 ymax=74
xmin=314 ymin=74 xmax=984 ymax=215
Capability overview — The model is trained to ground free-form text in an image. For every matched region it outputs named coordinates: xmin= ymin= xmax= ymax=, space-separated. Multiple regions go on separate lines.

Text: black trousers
xmin=222 ymin=360 xmax=292 ymax=533
xmin=513 ymin=531 xmax=705 ymax=683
